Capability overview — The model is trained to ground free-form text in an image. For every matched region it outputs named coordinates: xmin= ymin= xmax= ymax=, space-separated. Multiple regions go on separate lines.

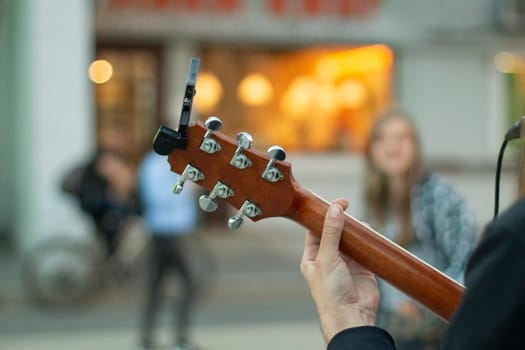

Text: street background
xmin=1 ymin=0 xmax=525 ymax=349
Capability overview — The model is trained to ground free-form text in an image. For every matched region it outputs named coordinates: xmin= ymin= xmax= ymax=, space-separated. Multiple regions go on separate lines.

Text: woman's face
xmin=370 ymin=117 xmax=417 ymax=178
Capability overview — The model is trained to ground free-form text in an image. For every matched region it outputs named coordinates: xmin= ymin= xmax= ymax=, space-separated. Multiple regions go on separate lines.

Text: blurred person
xmin=62 ymin=147 xmax=138 ymax=258
xmin=301 ymin=198 xmax=525 ymax=349
xmin=362 ymin=110 xmax=476 ymax=349
xmin=138 ymin=150 xmax=204 ymax=350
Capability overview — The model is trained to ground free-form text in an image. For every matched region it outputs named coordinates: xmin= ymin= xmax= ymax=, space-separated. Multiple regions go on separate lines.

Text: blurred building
xmin=1 ymin=0 xmax=525 ymax=301
xmin=92 ymin=0 xmax=525 ymax=159
xmin=91 ymin=0 xmax=525 ymax=223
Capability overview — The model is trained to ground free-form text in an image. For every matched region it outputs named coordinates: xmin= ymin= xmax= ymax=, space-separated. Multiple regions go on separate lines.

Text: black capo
xmin=153 ymin=57 xmax=200 ymax=155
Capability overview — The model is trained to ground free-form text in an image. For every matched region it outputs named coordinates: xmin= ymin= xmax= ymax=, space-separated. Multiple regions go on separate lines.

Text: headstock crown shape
xmin=154 ymin=117 xmax=296 ymax=229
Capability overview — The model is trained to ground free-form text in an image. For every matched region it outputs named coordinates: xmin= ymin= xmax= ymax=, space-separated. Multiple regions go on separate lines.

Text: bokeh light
xmin=194 ymin=71 xmax=223 ymax=113
xmin=238 ymin=73 xmax=273 ymax=106
xmin=337 ymin=79 xmax=368 ymax=109
xmin=495 ymin=52 xmax=525 ymax=73
xmin=280 ymin=75 xmax=317 ymax=117
xmin=88 ymin=59 xmax=113 ymax=84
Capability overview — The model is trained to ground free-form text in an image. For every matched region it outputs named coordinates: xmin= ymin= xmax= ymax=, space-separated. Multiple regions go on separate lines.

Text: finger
xmin=303 ymin=199 xmax=347 ymax=265
xmin=302 ymin=230 xmax=321 ymax=263
xmin=317 ymin=204 xmax=344 ymax=262
xmin=332 ymin=198 xmax=349 ymax=211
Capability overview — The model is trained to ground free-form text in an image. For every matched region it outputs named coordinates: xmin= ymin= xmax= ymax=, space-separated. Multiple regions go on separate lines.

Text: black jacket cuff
xmin=327 ymin=326 xmax=396 ymax=350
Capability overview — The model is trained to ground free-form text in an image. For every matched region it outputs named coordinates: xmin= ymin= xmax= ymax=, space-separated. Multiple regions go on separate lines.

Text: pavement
xmin=0 ymin=220 xmax=328 ymax=350
xmin=0 ymin=321 xmax=325 ymax=350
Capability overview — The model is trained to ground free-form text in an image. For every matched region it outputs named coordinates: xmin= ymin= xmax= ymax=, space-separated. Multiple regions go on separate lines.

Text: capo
xmin=153 ymin=57 xmax=200 ymax=155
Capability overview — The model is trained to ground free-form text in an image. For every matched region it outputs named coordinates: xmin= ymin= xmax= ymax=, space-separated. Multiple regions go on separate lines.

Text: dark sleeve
xmin=78 ymin=170 xmax=107 ymax=217
xmin=327 ymin=326 xmax=396 ymax=350
xmin=440 ymin=224 xmax=525 ymax=349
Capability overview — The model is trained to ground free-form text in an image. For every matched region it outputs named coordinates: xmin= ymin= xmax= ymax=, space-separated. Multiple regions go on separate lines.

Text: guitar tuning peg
xmin=199 ymin=116 xmax=223 ymax=154
xmin=172 ymin=164 xmax=205 ymax=194
xmin=230 ymin=132 xmax=253 ymax=169
xmin=198 ymin=181 xmax=235 ymax=212
xmin=261 ymin=145 xmax=286 ymax=182
xmin=227 ymin=200 xmax=262 ymax=230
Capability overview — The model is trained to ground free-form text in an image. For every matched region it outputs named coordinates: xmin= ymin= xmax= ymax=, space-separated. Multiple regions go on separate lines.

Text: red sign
xmin=106 ymin=0 xmax=381 ymax=18
xmin=267 ymin=0 xmax=381 ymax=18
xmin=108 ymin=0 xmax=243 ymax=12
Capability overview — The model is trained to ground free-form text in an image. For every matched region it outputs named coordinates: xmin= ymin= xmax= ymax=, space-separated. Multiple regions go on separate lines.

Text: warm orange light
xmin=315 ymin=56 xmax=341 ymax=82
xmin=494 ymin=52 xmax=525 ymax=73
xmin=316 ymin=82 xmax=338 ymax=114
xmin=314 ymin=45 xmax=393 ymax=80
xmin=89 ymin=59 xmax=113 ymax=84
xmin=337 ymin=79 xmax=368 ymax=108
xmin=194 ymin=72 xmax=223 ymax=113
xmin=281 ymin=76 xmax=317 ymax=117
xmin=238 ymin=73 xmax=273 ymax=106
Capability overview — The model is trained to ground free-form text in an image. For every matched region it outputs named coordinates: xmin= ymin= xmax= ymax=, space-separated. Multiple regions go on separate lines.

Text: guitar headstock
xmin=153 ymin=117 xmax=296 ymax=229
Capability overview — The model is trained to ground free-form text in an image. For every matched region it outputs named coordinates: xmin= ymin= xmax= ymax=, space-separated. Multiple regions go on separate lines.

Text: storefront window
xmin=196 ymin=45 xmax=393 ymax=153
xmin=92 ymin=47 xmax=161 ymax=164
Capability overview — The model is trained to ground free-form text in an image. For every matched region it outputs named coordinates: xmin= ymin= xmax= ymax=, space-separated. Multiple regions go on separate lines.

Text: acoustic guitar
xmin=152 ymin=117 xmax=464 ymax=322
xmin=151 ymin=57 xmax=464 ymax=322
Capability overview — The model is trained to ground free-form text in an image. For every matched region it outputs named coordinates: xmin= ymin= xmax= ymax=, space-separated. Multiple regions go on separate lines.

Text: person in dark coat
xmin=62 ymin=149 xmax=138 ymax=256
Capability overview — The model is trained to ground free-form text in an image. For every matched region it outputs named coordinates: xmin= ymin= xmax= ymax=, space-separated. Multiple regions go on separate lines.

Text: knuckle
xmin=323 ymin=219 xmax=342 ymax=236
xmin=300 ymin=260 xmax=307 ymax=274
xmin=300 ymin=259 xmax=312 ymax=274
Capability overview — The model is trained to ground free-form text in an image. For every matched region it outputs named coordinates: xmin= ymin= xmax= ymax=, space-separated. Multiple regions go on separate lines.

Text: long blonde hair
xmin=364 ymin=109 xmax=423 ymax=247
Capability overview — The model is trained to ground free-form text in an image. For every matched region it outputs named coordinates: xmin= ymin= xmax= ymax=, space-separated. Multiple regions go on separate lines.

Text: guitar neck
xmin=287 ymin=183 xmax=464 ymax=321
xmin=159 ymin=118 xmax=463 ymax=321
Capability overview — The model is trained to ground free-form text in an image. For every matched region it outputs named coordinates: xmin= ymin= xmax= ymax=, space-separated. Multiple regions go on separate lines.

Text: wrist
xmin=319 ymin=306 xmax=376 ymax=343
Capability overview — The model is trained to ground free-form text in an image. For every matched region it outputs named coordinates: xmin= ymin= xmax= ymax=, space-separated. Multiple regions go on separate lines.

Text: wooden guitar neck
xmin=157 ymin=58 xmax=464 ymax=325
xmin=288 ymin=182 xmax=464 ymax=321
xmin=159 ymin=119 xmax=464 ymax=322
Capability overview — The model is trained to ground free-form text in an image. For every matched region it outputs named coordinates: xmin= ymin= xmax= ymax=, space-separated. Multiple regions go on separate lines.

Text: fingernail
xmin=328 ymin=205 xmax=341 ymax=218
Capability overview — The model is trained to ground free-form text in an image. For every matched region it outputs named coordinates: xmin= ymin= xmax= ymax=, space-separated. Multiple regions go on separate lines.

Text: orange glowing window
xmin=199 ymin=45 xmax=393 ymax=152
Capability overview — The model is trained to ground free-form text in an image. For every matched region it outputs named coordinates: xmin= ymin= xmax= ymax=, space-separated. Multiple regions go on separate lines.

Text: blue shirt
xmin=138 ymin=152 xmax=198 ymax=235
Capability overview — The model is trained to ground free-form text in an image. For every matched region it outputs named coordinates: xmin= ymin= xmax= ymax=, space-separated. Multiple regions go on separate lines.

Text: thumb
xmin=317 ymin=204 xmax=344 ymax=263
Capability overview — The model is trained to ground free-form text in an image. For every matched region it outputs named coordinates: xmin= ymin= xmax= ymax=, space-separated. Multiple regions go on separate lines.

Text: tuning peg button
xmin=199 ymin=116 xmax=223 ymax=154
xmin=230 ymin=132 xmax=253 ymax=169
xmin=199 ymin=181 xmax=235 ymax=212
xmin=261 ymin=145 xmax=286 ymax=182
xmin=172 ymin=164 xmax=205 ymax=194
xmin=227 ymin=200 xmax=262 ymax=230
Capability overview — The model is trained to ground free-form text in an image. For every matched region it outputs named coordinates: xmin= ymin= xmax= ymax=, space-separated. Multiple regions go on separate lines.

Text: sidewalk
xmin=0 ymin=220 xmax=326 ymax=350
xmin=0 ymin=320 xmax=325 ymax=350
xmin=0 ymin=219 xmax=309 ymax=304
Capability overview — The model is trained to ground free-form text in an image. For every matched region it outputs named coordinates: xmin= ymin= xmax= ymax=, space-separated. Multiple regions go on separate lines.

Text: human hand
xmin=300 ymin=199 xmax=380 ymax=343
